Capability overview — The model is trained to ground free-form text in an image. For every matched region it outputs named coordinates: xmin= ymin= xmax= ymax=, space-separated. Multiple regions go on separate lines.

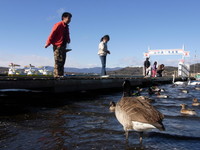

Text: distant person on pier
xmin=44 ymin=12 xmax=72 ymax=78
xmin=144 ymin=57 xmax=151 ymax=76
xmin=157 ymin=64 xmax=165 ymax=77
xmin=152 ymin=61 xmax=157 ymax=77
xmin=98 ymin=35 xmax=111 ymax=77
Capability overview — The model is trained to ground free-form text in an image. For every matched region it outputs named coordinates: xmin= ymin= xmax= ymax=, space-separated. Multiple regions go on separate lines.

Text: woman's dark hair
xmin=100 ymin=35 xmax=110 ymax=42
xmin=62 ymin=12 xmax=72 ymax=20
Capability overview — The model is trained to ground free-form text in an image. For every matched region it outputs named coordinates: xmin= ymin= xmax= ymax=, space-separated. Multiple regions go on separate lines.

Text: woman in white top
xmin=98 ymin=35 xmax=110 ymax=76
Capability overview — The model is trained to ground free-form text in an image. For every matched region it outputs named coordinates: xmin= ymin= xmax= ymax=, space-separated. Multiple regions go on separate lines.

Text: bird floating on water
xmin=132 ymin=87 xmax=143 ymax=96
xmin=152 ymin=86 xmax=165 ymax=92
xmin=192 ymin=98 xmax=200 ymax=106
xmin=156 ymin=92 xmax=169 ymax=98
xmin=148 ymin=87 xmax=165 ymax=96
xmin=172 ymin=75 xmax=188 ymax=86
xmin=181 ymin=89 xmax=189 ymax=93
xmin=195 ymin=87 xmax=200 ymax=90
xmin=109 ymin=101 xmax=116 ymax=112
xmin=187 ymin=79 xmax=200 ymax=85
xmin=148 ymin=87 xmax=155 ymax=95
xmin=180 ymin=104 xmax=197 ymax=115
xmin=114 ymin=80 xmax=165 ymax=144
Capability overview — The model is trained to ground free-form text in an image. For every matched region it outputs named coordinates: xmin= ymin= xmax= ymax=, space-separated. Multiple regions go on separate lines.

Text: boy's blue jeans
xmin=100 ymin=56 xmax=106 ymax=75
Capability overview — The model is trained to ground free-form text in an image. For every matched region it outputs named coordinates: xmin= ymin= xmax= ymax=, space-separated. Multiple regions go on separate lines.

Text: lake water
xmin=0 ymin=83 xmax=200 ymax=150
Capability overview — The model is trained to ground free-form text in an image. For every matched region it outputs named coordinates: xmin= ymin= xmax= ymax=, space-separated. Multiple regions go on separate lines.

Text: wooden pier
xmin=0 ymin=75 xmax=176 ymax=93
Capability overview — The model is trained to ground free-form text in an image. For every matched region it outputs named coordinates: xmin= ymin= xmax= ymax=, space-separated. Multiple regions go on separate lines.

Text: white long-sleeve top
xmin=98 ymin=41 xmax=108 ymax=56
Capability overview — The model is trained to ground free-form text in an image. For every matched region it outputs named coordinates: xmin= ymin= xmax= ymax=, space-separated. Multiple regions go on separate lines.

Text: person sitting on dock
xmin=157 ymin=64 xmax=165 ymax=77
xmin=45 ymin=12 xmax=72 ymax=78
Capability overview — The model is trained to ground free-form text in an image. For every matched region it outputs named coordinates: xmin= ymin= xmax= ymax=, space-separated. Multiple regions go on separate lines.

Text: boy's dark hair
xmin=100 ymin=35 xmax=110 ymax=42
xmin=62 ymin=12 xmax=72 ymax=20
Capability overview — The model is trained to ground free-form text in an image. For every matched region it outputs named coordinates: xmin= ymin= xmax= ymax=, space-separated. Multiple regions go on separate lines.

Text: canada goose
xmin=115 ymin=80 xmax=165 ymax=144
xmin=109 ymin=101 xmax=116 ymax=112
xmin=180 ymin=104 xmax=197 ymax=115
xmin=192 ymin=98 xmax=200 ymax=106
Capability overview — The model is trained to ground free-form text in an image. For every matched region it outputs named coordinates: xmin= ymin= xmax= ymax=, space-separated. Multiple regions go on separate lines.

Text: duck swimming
xmin=132 ymin=87 xmax=142 ymax=96
xmin=181 ymin=89 xmax=189 ymax=93
xmin=194 ymin=87 xmax=200 ymax=90
xmin=187 ymin=79 xmax=200 ymax=85
xmin=148 ymin=87 xmax=155 ymax=95
xmin=152 ymin=86 xmax=165 ymax=92
xmin=156 ymin=92 xmax=169 ymax=98
xmin=192 ymin=98 xmax=200 ymax=106
xmin=180 ymin=104 xmax=197 ymax=115
xmin=172 ymin=75 xmax=188 ymax=86
xmin=109 ymin=101 xmax=116 ymax=112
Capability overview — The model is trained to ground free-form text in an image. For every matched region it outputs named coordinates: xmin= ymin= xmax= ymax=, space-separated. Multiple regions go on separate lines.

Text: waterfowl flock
xmin=109 ymin=79 xmax=200 ymax=145
xmin=172 ymin=75 xmax=200 ymax=86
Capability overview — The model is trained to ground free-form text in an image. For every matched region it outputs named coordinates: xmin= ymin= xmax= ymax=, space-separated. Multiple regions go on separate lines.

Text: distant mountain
xmin=42 ymin=66 xmax=122 ymax=74
xmin=0 ymin=66 xmax=121 ymax=74
xmin=1 ymin=63 xmax=200 ymax=75
xmin=108 ymin=67 xmax=143 ymax=75
xmin=108 ymin=66 xmax=178 ymax=76
xmin=0 ymin=67 xmax=8 ymax=74
xmin=190 ymin=63 xmax=200 ymax=73
xmin=65 ymin=67 xmax=122 ymax=74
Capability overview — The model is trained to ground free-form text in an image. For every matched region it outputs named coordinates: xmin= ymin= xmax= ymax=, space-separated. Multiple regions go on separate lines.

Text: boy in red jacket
xmin=45 ymin=12 xmax=72 ymax=77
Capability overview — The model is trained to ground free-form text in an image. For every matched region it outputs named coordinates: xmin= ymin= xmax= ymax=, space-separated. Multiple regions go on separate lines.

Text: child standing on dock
xmin=98 ymin=35 xmax=111 ymax=77
xmin=45 ymin=12 xmax=72 ymax=78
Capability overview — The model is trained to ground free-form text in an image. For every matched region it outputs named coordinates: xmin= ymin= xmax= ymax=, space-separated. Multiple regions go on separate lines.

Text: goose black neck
xmin=122 ymin=80 xmax=132 ymax=97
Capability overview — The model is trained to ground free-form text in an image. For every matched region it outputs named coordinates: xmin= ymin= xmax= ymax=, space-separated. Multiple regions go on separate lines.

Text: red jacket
xmin=46 ymin=21 xmax=70 ymax=47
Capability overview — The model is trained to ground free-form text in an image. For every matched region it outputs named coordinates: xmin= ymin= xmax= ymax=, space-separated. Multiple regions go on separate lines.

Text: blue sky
xmin=0 ymin=0 xmax=200 ymax=68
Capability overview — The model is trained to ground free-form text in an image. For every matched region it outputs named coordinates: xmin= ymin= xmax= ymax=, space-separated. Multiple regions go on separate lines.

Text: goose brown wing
xmin=117 ymin=97 xmax=164 ymax=129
